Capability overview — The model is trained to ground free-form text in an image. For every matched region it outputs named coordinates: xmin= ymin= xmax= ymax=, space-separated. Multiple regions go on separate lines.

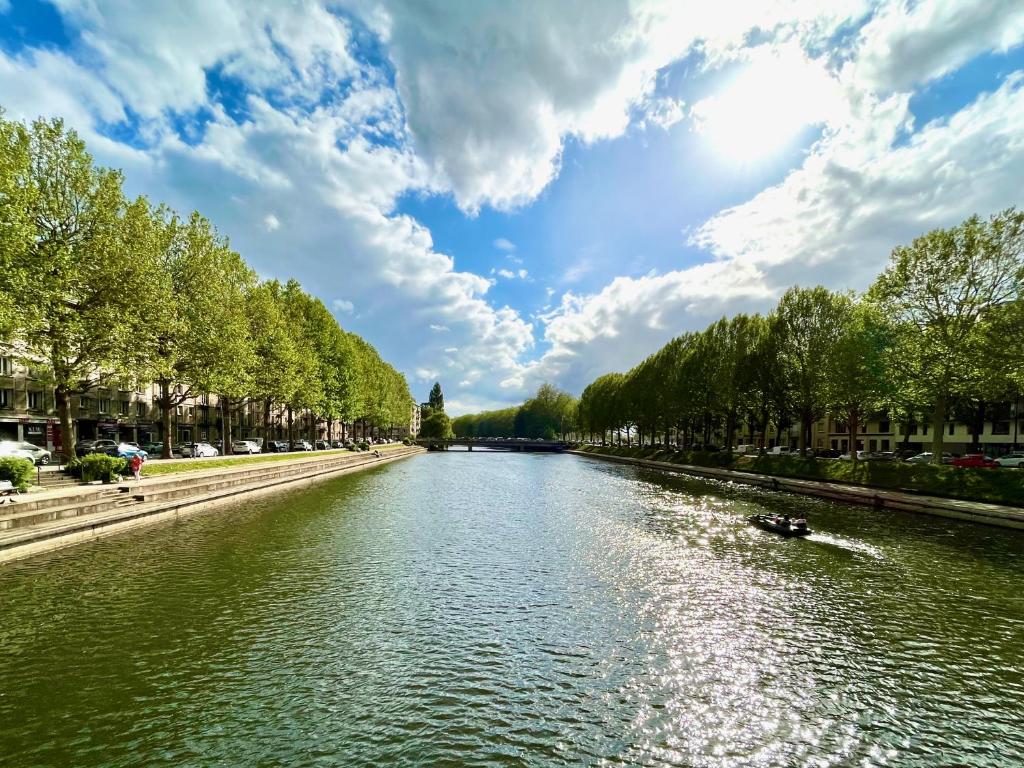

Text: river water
xmin=1 ymin=452 xmax=1022 ymax=767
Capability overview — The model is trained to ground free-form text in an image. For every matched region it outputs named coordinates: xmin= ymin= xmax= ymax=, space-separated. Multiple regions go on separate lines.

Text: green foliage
xmin=0 ymin=457 xmax=35 ymax=492
xmin=571 ymin=209 xmax=1024 ymax=461
xmin=419 ymin=409 xmax=454 ymax=439
xmin=357 ymin=441 xmax=370 ymax=451
xmin=428 ymin=382 xmax=445 ymax=412
xmin=0 ymin=110 xmax=414 ymax=455
xmin=78 ymin=454 xmax=128 ymax=483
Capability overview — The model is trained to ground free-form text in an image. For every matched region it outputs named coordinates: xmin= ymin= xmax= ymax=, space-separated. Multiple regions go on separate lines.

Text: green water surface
xmin=1 ymin=452 xmax=1022 ymax=766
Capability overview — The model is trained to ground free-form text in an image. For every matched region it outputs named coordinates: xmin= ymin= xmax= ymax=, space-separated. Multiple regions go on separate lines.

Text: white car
xmin=0 ymin=440 xmax=52 ymax=465
xmin=905 ymin=452 xmax=953 ymax=464
xmin=232 ymin=440 xmax=261 ymax=454
xmin=183 ymin=442 xmax=219 ymax=458
xmin=995 ymin=452 xmax=1024 ymax=468
xmin=768 ymin=446 xmax=791 ymax=455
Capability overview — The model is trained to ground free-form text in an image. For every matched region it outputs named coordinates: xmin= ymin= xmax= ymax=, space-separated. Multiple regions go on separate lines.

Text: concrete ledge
xmin=0 ymin=446 xmax=424 ymax=565
xmin=570 ymin=450 xmax=1024 ymax=530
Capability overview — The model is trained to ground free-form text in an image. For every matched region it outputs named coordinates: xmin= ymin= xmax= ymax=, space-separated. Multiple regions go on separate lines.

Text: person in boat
xmin=793 ymin=516 xmax=808 ymax=529
xmin=780 ymin=515 xmax=792 ymax=528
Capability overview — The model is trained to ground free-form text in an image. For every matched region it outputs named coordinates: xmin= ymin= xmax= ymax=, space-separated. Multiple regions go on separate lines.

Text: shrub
xmin=0 ymin=456 xmax=36 ymax=492
xmin=402 ymin=438 xmax=412 ymax=446
xmin=357 ymin=441 xmax=370 ymax=451
xmin=79 ymin=453 xmax=128 ymax=483
xmin=64 ymin=456 xmax=83 ymax=478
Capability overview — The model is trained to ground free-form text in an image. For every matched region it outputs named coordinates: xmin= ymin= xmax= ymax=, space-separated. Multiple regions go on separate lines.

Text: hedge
xmin=0 ymin=457 xmax=35 ymax=492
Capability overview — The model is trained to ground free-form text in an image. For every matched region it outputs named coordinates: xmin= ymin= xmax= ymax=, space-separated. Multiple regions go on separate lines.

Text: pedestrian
xmin=129 ymin=453 xmax=144 ymax=485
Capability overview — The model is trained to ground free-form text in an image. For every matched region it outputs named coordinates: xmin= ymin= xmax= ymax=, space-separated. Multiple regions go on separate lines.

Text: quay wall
xmin=570 ymin=449 xmax=1024 ymax=530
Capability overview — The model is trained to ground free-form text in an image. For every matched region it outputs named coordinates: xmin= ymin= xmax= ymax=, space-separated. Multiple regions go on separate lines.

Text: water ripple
xmin=0 ymin=453 xmax=1022 ymax=766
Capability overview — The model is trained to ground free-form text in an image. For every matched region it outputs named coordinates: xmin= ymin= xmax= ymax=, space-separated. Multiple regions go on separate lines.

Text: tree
xmin=6 ymin=119 xmax=164 ymax=461
xmin=869 ymin=210 xmax=1024 ymax=463
xmin=146 ymin=209 xmax=255 ymax=457
xmin=0 ymin=113 xmax=35 ymax=339
xmin=428 ymin=382 xmax=445 ymax=412
xmin=775 ymin=286 xmax=847 ymax=455
xmin=419 ymin=408 xmax=453 ymax=439
xmin=824 ymin=300 xmax=892 ymax=463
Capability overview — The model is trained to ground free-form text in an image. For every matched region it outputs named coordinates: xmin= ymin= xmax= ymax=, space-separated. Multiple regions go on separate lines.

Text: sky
xmin=2 ymin=0 xmax=1024 ymax=414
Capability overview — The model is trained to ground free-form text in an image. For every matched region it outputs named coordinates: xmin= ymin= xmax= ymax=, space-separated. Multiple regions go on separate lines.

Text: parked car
xmin=231 ymin=439 xmax=261 ymax=454
xmin=331 ymin=440 xmax=346 ymax=449
xmin=115 ymin=443 xmax=149 ymax=460
xmin=142 ymin=442 xmax=185 ymax=459
xmin=815 ymin=448 xmax=842 ymax=459
xmin=905 ymin=452 xmax=953 ymax=464
xmin=768 ymin=446 xmax=791 ymax=455
xmin=315 ymin=440 xmax=330 ymax=450
xmin=181 ymin=442 xmax=218 ymax=458
xmin=75 ymin=438 xmax=118 ymax=457
xmin=266 ymin=440 xmax=289 ymax=453
xmin=734 ymin=444 xmax=760 ymax=455
xmin=951 ymin=453 xmax=999 ymax=469
xmin=291 ymin=440 xmax=313 ymax=451
xmin=995 ymin=452 xmax=1024 ymax=468
xmin=0 ymin=440 xmax=52 ymax=465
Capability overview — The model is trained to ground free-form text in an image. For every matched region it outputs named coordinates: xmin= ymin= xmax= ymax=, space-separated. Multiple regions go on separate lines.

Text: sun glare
xmin=693 ymin=47 xmax=839 ymax=164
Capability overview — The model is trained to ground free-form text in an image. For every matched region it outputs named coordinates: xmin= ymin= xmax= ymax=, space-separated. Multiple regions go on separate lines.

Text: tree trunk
xmin=56 ymin=386 xmax=75 ymax=464
xmin=287 ymin=406 xmax=294 ymax=445
xmin=263 ymin=398 xmax=272 ymax=440
xmin=159 ymin=379 xmax=173 ymax=459
xmin=725 ymin=410 xmax=736 ymax=457
xmin=931 ymin=394 xmax=946 ymax=464
xmin=798 ymin=410 xmax=808 ymax=456
xmin=848 ymin=409 xmax=859 ymax=465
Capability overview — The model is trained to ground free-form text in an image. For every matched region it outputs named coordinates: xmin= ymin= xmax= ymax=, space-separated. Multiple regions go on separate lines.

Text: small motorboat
xmin=748 ymin=514 xmax=811 ymax=538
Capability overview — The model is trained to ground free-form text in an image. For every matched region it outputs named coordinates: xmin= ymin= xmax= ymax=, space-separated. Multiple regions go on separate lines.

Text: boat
xmin=748 ymin=514 xmax=811 ymax=537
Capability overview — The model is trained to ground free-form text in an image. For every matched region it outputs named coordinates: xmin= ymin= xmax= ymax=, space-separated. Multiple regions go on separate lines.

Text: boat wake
xmin=805 ymin=532 xmax=884 ymax=559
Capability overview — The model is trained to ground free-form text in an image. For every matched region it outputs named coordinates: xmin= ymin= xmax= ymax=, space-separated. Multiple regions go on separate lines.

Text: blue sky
xmin=3 ymin=0 xmax=1024 ymax=413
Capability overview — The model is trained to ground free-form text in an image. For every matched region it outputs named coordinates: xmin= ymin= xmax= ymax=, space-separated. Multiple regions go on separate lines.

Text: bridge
xmin=415 ymin=438 xmax=568 ymax=452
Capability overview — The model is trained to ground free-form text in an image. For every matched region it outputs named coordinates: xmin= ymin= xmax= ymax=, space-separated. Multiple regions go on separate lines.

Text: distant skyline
xmin=2 ymin=0 xmax=1024 ymax=414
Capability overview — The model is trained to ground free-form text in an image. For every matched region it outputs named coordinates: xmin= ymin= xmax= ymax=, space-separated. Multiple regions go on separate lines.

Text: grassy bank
xmin=141 ymin=443 xmax=413 ymax=478
xmin=576 ymin=445 xmax=1024 ymax=507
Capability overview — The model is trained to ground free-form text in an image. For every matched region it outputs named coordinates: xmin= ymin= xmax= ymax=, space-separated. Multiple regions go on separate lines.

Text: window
xmin=879 ymin=420 xmax=890 ymax=433
xmin=27 ymin=391 xmax=42 ymax=411
xmin=136 ymin=402 xmax=147 ymax=417
xmin=992 ymin=421 xmax=1011 ymax=435
xmin=200 ymin=394 xmax=209 ymax=405
xmin=949 ymin=422 xmax=956 ymax=435
xmin=0 ymin=389 xmax=11 ymax=408
xmin=0 ymin=357 xmax=12 ymax=375
xmin=881 ymin=439 xmax=890 ymax=451
xmin=98 ymin=398 xmax=110 ymax=413
xmin=119 ymin=400 xmax=129 ymax=416
xmin=176 ymin=405 xmax=183 ymax=417
xmin=922 ymin=423 xmax=929 ymax=435
xmin=907 ymin=423 xmax=918 ymax=435
xmin=835 ymin=420 xmax=848 ymax=433
xmin=80 ymin=397 xmax=92 ymax=412
xmin=869 ymin=439 xmax=877 ymax=451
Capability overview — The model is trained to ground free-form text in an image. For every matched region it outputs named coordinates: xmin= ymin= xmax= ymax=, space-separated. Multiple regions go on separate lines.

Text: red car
xmin=951 ymin=453 xmax=999 ymax=469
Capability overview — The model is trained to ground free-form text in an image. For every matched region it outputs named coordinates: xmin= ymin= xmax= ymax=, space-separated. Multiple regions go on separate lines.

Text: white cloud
xmin=429 ymin=324 xmax=450 ymax=332
xmin=641 ymin=96 xmax=685 ymax=130
xmin=493 ymin=237 xmax=516 ymax=251
xmin=695 ymin=73 xmax=1024 ymax=292
xmin=531 ymin=261 xmax=773 ymax=393
xmin=332 ymin=298 xmax=354 ymax=314
xmin=852 ymin=0 xmax=1024 ymax=93
xmin=377 ymin=0 xmax=870 ymax=212
xmin=263 ymin=213 xmax=280 ymax=232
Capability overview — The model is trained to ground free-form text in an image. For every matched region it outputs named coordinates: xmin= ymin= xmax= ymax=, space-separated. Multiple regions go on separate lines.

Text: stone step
xmin=0 ymin=495 xmax=121 ymax=530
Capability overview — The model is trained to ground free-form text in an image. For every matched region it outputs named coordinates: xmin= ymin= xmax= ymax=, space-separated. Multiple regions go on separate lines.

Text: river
xmin=1 ymin=452 xmax=1022 ymax=767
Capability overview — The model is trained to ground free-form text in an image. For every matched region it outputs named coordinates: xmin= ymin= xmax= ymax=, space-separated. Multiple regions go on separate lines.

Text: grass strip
xmin=141 ymin=443 xmax=412 ymax=478
xmin=576 ymin=445 xmax=1024 ymax=508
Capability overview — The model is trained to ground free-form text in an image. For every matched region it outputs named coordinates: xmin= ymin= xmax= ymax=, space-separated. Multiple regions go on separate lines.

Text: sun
xmin=692 ymin=47 xmax=839 ymax=164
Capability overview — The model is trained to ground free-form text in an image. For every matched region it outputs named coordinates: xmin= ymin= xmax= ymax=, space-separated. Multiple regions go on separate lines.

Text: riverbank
xmin=572 ymin=446 xmax=1024 ymax=529
xmin=0 ymin=444 xmax=424 ymax=564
